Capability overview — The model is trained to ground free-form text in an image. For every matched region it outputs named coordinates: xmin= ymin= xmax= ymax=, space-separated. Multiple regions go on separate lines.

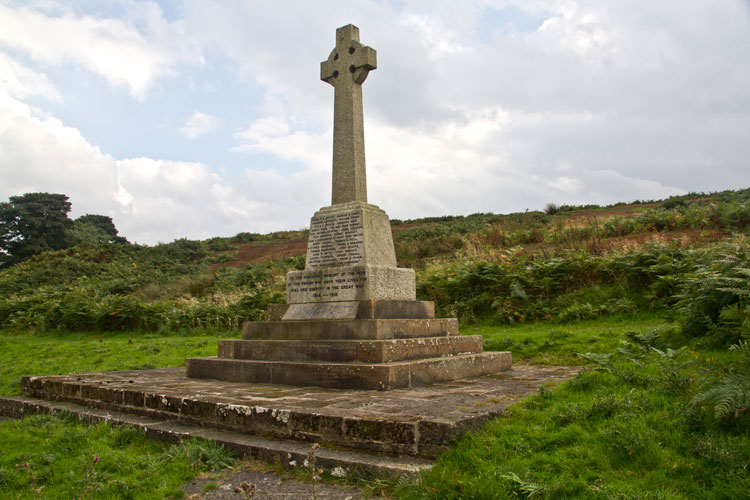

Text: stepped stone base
xmin=188 ymin=299 xmax=512 ymax=390
xmin=218 ymin=335 xmax=483 ymax=363
xmin=0 ymin=397 xmax=432 ymax=478
xmin=270 ymin=299 xmax=435 ymax=321
xmin=243 ymin=318 xmax=458 ymax=340
xmin=186 ymin=352 xmax=511 ymax=390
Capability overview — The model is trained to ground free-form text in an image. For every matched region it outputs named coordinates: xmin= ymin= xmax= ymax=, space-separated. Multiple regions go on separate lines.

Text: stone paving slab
xmin=13 ymin=364 xmax=580 ymax=458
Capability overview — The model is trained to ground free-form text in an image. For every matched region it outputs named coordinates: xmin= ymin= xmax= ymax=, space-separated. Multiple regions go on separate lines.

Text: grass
xmin=0 ymin=415 xmax=234 ymax=500
xmin=0 ymin=328 xmax=240 ymax=499
xmin=396 ymin=368 xmax=748 ymax=499
xmin=473 ymin=313 xmax=671 ymax=364
xmin=0 ymin=328 xmax=239 ymax=396
xmin=1 ymin=315 xmax=748 ymax=499
xmin=395 ymin=316 xmax=750 ymax=499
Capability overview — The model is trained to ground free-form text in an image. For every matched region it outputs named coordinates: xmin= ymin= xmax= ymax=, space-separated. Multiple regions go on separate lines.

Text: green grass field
xmin=0 ymin=328 xmax=239 ymax=499
xmin=2 ymin=315 xmax=747 ymax=499
xmin=475 ymin=313 xmax=669 ymax=364
xmin=394 ymin=316 xmax=749 ymax=499
xmin=0 ymin=415 xmax=234 ymax=500
xmin=0 ymin=328 xmax=237 ymax=397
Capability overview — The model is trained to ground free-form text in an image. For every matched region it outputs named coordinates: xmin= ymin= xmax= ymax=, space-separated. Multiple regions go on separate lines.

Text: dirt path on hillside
xmin=211 ymin=239 xmax=307 ymax=269
xmin=183 ymin=462 xmax=383 ymax=499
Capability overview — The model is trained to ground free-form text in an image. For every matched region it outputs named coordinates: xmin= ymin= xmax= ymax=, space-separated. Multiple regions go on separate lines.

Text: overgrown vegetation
xmin=418 ymin=238 xmax=749 ymax=346
xmin=1 ymin=188 xmax=747 ymax=337
xmin=1 ymin=187 xmax=749 ymax=498
xmin=0 ymin=240 xmax=300 ymax=332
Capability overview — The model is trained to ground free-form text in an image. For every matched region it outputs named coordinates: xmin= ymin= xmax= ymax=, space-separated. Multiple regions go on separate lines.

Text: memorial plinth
xmin=284 ymin=201 xmax=416 ymax=311
xmin=185 ymin=24 xmax=511 ymax=390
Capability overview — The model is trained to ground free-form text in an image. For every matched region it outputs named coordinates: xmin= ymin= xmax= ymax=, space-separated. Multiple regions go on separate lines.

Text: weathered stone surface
xmin=185 ymin=352 xmax=511 ymax=390
xmin=242 ymin=318 xmax=458 ymax=341
xmin=219 ymin=335 xmax=483 ymax=363
xmin=0 ymin=397 xmax=431 ymax=479
xmin=321 ymin=25 xmax=376 ymax=205
xmin=358 ymin=299 xmax=435 ymax=319
xmin=6 ymin=364 xmax=579 ymax=458
xmin=279 ymin=299 xmax=435 ymax=321
xmin=278 ymin=302 xmax=358 ymax=321
xmin=304 ymin=202 xmax=396 ymax=269
xmin=286 ymin=265 xmax=415 ymax=303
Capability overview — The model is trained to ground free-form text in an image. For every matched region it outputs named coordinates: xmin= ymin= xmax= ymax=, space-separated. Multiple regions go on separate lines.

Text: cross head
xmin=321 ymin=24 xmax=377 ymax=87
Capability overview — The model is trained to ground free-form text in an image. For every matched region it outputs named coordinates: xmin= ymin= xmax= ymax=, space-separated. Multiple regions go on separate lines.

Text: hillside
xmin=0 ymin=188 xmax=748 ymax=336
xmin=1 ymin=189 xmax=749 ymax=499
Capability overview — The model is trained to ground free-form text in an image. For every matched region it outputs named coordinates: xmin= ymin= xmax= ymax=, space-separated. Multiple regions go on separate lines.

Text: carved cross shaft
xmin=321 ymin=24 xmax=377 ymax=205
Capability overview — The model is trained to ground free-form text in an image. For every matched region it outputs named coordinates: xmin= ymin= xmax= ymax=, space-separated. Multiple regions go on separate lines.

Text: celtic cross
xmin=321 ymin=24 xmax=377 ymax=205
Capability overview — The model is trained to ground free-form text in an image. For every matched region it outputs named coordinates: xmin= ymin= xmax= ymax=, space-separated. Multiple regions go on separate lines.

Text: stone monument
xmin=186 ymin=24 xmax=511 ymax=390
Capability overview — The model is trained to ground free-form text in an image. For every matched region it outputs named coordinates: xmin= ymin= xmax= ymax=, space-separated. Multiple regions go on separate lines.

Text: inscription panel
xmin=288 ymin=269 xmax=367 ymax=301
xmin=306 ymin=211 xmax=364 ymax=268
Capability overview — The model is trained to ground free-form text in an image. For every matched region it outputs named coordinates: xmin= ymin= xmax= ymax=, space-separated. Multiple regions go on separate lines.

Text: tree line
xmin=0 ymin=192 xmax=126 ymax=268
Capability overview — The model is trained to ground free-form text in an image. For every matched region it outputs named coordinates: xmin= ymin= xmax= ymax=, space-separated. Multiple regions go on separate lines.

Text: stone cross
xmin=321 ymin=24 xmax=377 ymax=205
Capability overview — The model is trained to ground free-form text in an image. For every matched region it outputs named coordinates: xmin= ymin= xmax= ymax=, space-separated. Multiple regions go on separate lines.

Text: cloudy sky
xmin=1 ymin=1 xmax=748 ymax=244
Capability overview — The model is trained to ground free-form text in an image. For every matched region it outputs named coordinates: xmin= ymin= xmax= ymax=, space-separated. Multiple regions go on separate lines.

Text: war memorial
xmin=185 ymin=24 xmax=511 ymax=390
xmin=0 ymin=25 xmax=577 ymax=477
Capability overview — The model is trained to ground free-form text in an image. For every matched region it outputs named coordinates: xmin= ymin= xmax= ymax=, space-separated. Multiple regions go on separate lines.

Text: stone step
xmin=0 ymin=396 xmax=432 ymax=479
xmin=242 ymin=318 xmax=458 ymax=341
xmin=218 ymin=335 xmax=484 ymax=363
xmin=186 ymin=352 xmax=511 ymax=390
xmin=14 ymin=365 xmax=579 ymax=459
xmin=268 ymin=299 xmax=436 ymax=321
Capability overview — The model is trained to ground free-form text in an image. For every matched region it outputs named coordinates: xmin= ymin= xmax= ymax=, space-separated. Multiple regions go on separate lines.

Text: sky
xmin=1 ymin=1 xmax=749 ymax=245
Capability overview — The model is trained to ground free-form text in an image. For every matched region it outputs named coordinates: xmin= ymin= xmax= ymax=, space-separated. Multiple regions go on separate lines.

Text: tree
xmin=0 ymin=193 xmax=73 ymax=267
xmin=543 ymin=202 xmax=562 ymax=215
xmin=70 ymin=214 xmax=128 ymax=245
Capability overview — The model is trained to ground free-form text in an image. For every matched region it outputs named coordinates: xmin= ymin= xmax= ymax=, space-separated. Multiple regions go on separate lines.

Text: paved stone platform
xmin=6 ymin=364 xmax=580 ymax=459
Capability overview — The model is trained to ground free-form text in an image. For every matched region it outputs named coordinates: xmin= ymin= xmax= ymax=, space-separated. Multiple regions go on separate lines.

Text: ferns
xmin=692 ymin=340 xmax=750 ymax=419
xmin=675 ymin=249 xmax=750 ymax=343
xmin=417 ymin=239 xmax=750 ymax=330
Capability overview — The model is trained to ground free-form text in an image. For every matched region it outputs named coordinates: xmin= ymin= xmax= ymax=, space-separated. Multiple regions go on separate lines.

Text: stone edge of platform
xmin=0 ymin=396 xmax=433 ymax=479
xmin=186 ymin=351 xmax=512 ymax=391
xmin=17 ymin=373 xmax=477 ymax=457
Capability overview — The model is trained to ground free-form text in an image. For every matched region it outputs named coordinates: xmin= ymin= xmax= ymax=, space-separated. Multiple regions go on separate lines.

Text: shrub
xmin=544 ymin=202 xmax=562 ymax=215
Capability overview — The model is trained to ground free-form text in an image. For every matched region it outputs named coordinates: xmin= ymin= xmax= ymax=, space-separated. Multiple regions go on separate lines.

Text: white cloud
xmin=0 ymin=0 xmax=748 ymax=246
xmin=180 ymin=110 xmax=218 ymax=139
xmin=0 ymin=50 xmax=61 ymax=100
xmin=234 ymin=115 xmax=329 ymax=173
xmin=0 ymin=90 xmax=126 ymax=219
xmin=0 ymin=87 xmax=318 ymax=244
xmin=0 ymin=2 xmax=198 ymax=98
